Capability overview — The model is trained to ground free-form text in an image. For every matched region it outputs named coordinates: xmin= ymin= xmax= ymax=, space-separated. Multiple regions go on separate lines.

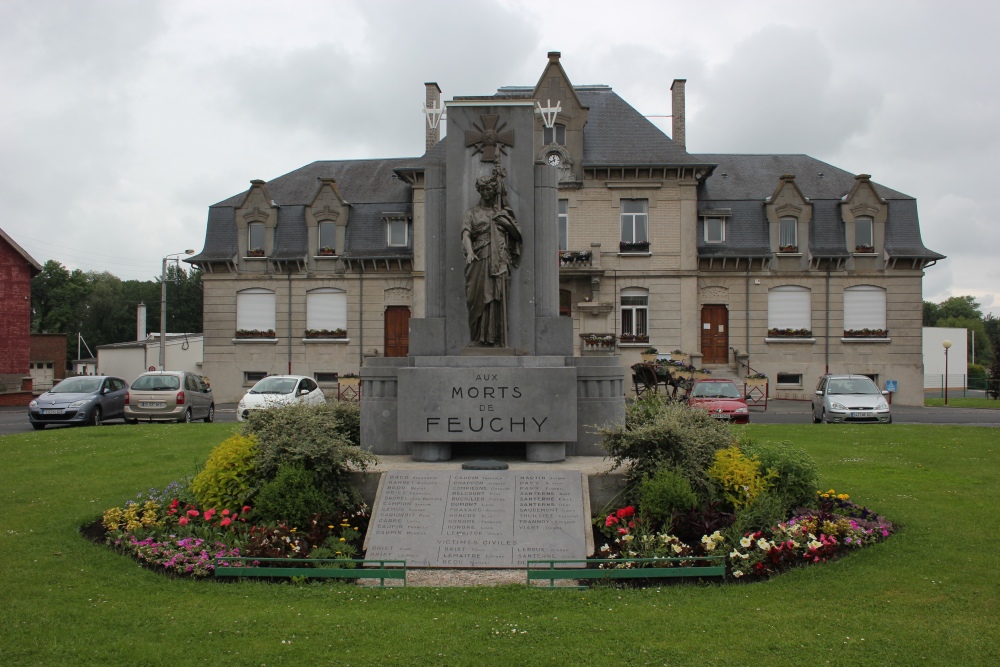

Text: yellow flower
xmin=339 ymin=537 xmax=346 ymax=542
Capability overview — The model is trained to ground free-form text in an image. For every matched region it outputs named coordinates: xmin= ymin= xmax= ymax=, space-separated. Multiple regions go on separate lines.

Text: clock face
xmin=547 ymin=153 xmax=561 ymax=167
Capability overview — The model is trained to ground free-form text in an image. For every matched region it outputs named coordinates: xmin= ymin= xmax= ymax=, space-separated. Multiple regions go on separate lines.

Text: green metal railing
xmin=526 ymin=556 xmax=726 ymax=588
xmin=214 ymin=557 xmax=406 ymax=587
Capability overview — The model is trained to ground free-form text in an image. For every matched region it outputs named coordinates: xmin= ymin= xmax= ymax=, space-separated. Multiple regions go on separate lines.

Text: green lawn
xmin=924 ymin=397 xmax=1000 ymax=409
xmin=2 ymin=422 xmax=998 ymax=666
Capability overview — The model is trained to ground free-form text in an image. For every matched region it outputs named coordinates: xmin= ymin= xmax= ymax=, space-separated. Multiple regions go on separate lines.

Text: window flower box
xmin=305 ymin=328 xmax=347 ymax=339
xmin=318 ymin=247 xmax=336 ymax=256
xmin=619 ymin=241 xmax=650 ymax=253
xmin=670 ymin=349 xmax=688 ymax=363
xmin=618 ymin=333 xmax=649 ymax=345
xmin=640 ymin=347 xmax=658 ymax=363
xmin=767 ymin=328 xmax=813 ymax=338
xmin=235 ymin=329 xmax=276 ymax=339
xmin=854 ymin=245 xmax=874 ymax=253
xmin=843 ymin=328 xmax=888 ymax=338
xmin=778 ymin=245 xmax=798 ymax=254
xmin=247 ymin=248 xmax=265 ymax=258
xmin=581 ymin=334 xmax=617 ymax=349
xmin=558 ymin=250 xmax=592 ymax=267
xmin=744 ymin=374 xmax=768 ymax=387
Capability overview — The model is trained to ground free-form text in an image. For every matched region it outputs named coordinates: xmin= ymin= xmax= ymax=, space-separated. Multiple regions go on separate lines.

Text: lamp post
xmin=943 ymin=339 xmax=952 ymax=405
xmin=159 ymin=250 xmax=195 ymax=371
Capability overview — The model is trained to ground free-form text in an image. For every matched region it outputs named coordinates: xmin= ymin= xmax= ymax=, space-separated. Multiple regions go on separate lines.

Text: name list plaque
xmin=365 ymin=470 xmax=587 ymax=568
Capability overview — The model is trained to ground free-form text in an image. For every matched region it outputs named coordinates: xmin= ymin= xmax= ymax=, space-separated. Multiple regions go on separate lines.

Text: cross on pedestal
xmin=465 ymin=114 xmax=514 ymax=162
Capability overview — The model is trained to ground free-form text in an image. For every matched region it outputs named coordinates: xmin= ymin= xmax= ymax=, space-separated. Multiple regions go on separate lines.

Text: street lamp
xmin=943 ymin=339 xmax=953 ymax=405
xmin=159 ymin=249 xmax=196 ymax=371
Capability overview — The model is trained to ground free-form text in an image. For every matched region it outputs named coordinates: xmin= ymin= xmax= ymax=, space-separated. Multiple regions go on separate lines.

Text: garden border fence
xmin=213 ymin=557 xmax=407 ymax=587
xmin=526 ymin=556 xmax=726 ymax=588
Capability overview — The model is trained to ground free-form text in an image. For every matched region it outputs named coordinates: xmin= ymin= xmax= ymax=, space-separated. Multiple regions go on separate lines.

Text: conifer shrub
xmin=189 ymin=434 xmax=258 ymax=511
xmin=252 ymin=463 xmax=331 ymax=528
xmin=739 ymin=438 xmax=819 ymax=510
xmin=637 ymin=468 xmax=698 ymax=530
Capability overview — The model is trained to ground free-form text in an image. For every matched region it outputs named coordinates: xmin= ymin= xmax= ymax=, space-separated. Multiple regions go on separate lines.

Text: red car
xmin=687 ymin=379 xmax=750 ymax=424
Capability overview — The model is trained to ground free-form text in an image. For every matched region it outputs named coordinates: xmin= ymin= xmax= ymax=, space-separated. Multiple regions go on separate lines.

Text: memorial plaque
xmin=365 ymin=470 xmax=587 ymax=568
xmin=397 ymin=367 xmax=577 ymax=442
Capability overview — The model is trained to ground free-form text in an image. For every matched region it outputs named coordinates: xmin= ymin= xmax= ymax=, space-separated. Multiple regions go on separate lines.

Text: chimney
xmin=670 ymin=79 xmax=686 ymax=149
xmin=424 ymin=82 xmax=442 ymax=153
xmin=136 ymin=303 xmax=146 ymax=341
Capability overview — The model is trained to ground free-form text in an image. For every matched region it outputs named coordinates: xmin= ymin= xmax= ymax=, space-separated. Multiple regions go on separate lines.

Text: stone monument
xmin=361 ymin=98 xmax=624 ymax=461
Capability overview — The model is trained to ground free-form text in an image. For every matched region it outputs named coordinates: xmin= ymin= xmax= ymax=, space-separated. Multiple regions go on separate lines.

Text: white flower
xmin=729 ymin=549 xmax=742 ymax=559
xmin=672 ymin=544 xmax=684 ymax=554
xmin=733 ymin=570 xmax=744 ymax=578
xmin=740 ymin=536 xmax=752 ymax=548
xmin=756 ymin=539 xmax=770 ymax=551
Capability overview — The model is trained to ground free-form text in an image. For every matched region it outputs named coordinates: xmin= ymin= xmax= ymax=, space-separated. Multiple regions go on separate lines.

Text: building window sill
xmin=243 ymin=256 xmax=267 ymax=260
xmin=617 ymin=342 xmax=651 ymax=348
xmin=301 ymin=338 xmax=350 ymax=344
xmin=774 ymin=252 xmax=802 ymax=257
xmin=841 ymin=337 xmax=891 ymax=344
xmin=314 ymin=254 xmax=340 ymax=259
xmin=852 ymin=252 xmax=878 ymax=257
xmin=232 ymin=338 xmax=279 ymax=344
xmin=764 ymin=337 xmax=816 ymax=344
xmin=617 ymin=252 xmax=652 ymax=257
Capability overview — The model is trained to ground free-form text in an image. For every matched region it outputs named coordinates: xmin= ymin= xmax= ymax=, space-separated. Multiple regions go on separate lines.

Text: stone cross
xmin=465 ymin=114 xmax=514 ymax=162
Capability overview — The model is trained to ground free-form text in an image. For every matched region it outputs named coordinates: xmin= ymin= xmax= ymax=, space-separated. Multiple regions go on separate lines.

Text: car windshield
xmin=691 ymin=382 xmax=742 ymax=399
xmin=250 ymin=377 xmax=297 ymax=395
xmin=50 ymin=377 xmax=103 ymax=394
xmin=827 ymin=378 xmax=879 ymax=395
xmin=131 ymin=375 xmax=181 ymax=391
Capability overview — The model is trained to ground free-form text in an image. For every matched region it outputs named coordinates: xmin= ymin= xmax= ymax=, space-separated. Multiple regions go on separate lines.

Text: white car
xmin=237 ymin=375 xmax=326 ymax=421
xmin=812 ymin=374 xmax=891 ymax=424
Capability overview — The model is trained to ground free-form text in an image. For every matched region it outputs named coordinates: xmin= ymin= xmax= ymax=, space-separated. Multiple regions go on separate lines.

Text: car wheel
xmin=31 ymin=423 xmax=45 ymax=430
xmin=821 ymin=409 xmax=833 ymax=424
xmin=90 ymin=407 xmax=102 ymax=426
xmin=204 ymin=404 xmax=215 ymax=423
xmin=178 ymin=409 xmax=192 ymax=424
xmin=886 ymin=415 xmax=893 ymax=424
xmin=812 ymin=411 xmax=822 ymax=424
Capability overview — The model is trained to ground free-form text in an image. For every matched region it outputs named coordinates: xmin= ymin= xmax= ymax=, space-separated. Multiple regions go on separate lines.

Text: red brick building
xmin=0 ymin=227 xmax=41 ymax=405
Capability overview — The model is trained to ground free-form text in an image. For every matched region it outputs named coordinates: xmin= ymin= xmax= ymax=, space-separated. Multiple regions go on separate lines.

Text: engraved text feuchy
xmin=423 ymin=372 xmax=549 ymax=434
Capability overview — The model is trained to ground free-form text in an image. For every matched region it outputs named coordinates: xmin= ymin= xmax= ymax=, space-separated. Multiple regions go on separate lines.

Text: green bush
xmin=707 ymin=446 xmax=775 ymax=511
xmin=253 ymin=463 xmax=331 ymax=528
xmin=242 ymin=402 xmax=376 ymax=514
xmin=637 ymin=468 xmax=698 ymax=530
xmin=724 ymin=490 xmax=791 ymax=544
xmin=599 ymin=397 xmax=736 ymax=496
xmin=189 ymin=434 xmax=258 ymax=511
xmin=739 ymin=438 xmax=819 ymax=509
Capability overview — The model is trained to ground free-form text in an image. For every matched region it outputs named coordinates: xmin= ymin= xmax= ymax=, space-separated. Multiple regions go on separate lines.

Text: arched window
xmin=844 ymin=285 xmax=886 ymax=333
xmin=768 ymin=286 xmax=811 ymax=331
xmin=236 ymin=288 xmax=275 ymax=332
xmin=306 ymin=288 xmax=347 ymax=333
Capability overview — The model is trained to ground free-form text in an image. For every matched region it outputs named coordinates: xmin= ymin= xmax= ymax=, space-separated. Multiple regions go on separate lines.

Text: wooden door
xmin=700 ymin=305 xmax=729 ymax=364
xmin=384 ymin=306 xmax=410 ymax=357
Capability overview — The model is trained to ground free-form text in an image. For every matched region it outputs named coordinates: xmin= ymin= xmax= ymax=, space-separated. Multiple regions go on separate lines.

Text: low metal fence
xmin=214 ymin=557 xmax=406 ymax=587
xmin=526 ymin=556 xmax=726 ymax=588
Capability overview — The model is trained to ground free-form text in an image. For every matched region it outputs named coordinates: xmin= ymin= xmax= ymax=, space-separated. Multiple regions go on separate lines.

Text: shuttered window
xmin=306 ymin=288 xmax=347 ymax=331
xmin=844 ymin=285 xmax=886 ymax=330
xmin=236 ymin=288 xmax=276 ymax=331
xmin=767 ymin=286 xmax=811 ymax=330
xmin=621 ymin=288 xmax=649 ymax=337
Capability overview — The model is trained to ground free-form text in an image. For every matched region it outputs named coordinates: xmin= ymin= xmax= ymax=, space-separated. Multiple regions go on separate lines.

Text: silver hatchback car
xmin=812 ymin=374 xmax=891 ymax=424
xmin=125 ymin=371 xmax=215 ymax=423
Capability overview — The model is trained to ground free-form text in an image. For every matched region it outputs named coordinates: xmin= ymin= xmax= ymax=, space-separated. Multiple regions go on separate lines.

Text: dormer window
xmin=855 ymin=216 xmax=874 ymax=252
xmin=248 ymin=222 xmax=265 ymax=255
xmin=779 ymin=217 xmax=797 ymax=251
xmin=387 ymin=216 xmax=408 ymax=247
xmin=543 ymin=123 xmax=566 ymax=146
xmin=705 ymin=218 xmax=725 ymax=244
xmin=318 ymin=221 xmax=336 ymax=254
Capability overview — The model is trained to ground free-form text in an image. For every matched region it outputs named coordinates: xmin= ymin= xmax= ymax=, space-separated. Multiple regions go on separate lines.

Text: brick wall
xmin=0 ymin=236 xmax=33 ymax=376
xmin=30 ymin=333 xmax=68 ymax=380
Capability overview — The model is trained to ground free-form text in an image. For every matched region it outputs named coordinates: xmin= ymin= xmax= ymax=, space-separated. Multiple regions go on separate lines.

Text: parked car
xmin=28 ymin=375 xmax=129 ymax=429
xmin=686 ymin=378 xmax=750 ymax=424
xmin=237 ymin=375 xmax=325 ymax=421
xmin=812 ymin=374 xmax=891 ymax=424
xmin=124 ymin=371 xmax=214 ymax=423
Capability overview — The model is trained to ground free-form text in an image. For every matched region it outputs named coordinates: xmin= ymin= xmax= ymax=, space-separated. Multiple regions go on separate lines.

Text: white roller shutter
xmin=768 ymin=286 xmax=811 ymax=329
xmin=844 ymin=285 xmax=886 ymax=330
xmin=306 ymin=288 xmax=347 ymax=330
xmin=236 ymin=289 xmax=276 ymax=331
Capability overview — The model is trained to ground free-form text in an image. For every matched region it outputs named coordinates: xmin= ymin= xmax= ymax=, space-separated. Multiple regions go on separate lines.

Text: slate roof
xmin=695 ymin=154 xmax=943 ymax=260
xmin=187 ymin=207 xmax=236 ymax=263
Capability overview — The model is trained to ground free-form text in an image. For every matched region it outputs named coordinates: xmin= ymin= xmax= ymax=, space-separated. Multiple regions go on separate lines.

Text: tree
xmin=936 ymin=296 xmax=983 ymax=322
xmin=923 ymin=300 xmax=939 ymax=326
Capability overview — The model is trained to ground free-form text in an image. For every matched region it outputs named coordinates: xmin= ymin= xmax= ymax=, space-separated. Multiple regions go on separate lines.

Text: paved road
xmin=2 ymin=399 xmax=998 ymax=436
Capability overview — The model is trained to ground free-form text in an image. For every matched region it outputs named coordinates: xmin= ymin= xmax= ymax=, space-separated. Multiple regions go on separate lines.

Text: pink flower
xmin=220 ymin=518 xmax=232 ymax=527
xmin=204 ymin=508 xmax=216 ymax=521
xmin=179 ymin=517 xmax=190 ymax=526
xmin=242 ymin=506 xmax=252 ymax=514
xmin=605 ymin=515 xmax=618 ymax=527
xmin=221 ymin=509 xmax=230 ymax=516
xmin=617 ymin=527 xmax=628 ymax=535
xmin=187 ymin=509 xmax=199 ymax=518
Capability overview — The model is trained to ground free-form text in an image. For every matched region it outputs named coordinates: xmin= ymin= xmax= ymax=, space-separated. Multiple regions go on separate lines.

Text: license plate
xmin=140 ymin=402 xmax=166 ymax=408
xmin=41 ymin=409 xmax=65 ymax=415
xmin=850 ymin=411 xmax=874 ymax=418
xmin=710 ymin=413 xmax=729 ymax=419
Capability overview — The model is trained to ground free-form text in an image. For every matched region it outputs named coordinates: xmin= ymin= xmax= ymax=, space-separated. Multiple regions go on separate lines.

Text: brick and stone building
xmin=188 ymin=54 xmax=943 ymax=406
xmin=0 ymin=227 xmax=42 ymax=405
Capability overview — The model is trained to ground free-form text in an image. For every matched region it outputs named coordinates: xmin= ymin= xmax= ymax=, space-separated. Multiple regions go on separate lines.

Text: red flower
xmin=179 ymin=517 xmax=190 ymax=526
xmin=616 ymin=506 xmax=635 ymax=519
xmin=170 ymin=499 xmax=179 ymax=509
xmin=242 ymin=506 xmax=252 ymax=514
xmin=220 ymin=517 xmax=232 ymax=527
xmin=186 ymin=509 xmax=199 ymax=518
xmin=628 ymin=521 xmax=634 ymax=528
xmin=221 ymin=509 xmax=230 ymax=516
xmin=605 ymin=515 xmax=618 ymax=527
xmin=617 ymin=527 xmax=628 ymax=535
xmin=204 ymin=508 xmax=217 ymax=521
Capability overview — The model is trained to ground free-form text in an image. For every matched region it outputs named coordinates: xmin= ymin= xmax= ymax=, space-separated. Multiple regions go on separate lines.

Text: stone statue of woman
xmin=462 ymin=166 xmax=522 ymax=347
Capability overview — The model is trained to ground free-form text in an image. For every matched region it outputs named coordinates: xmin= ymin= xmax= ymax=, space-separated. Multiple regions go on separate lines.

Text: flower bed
xmin=305 ymin=328 xmax=347 ymax=339
xmin=235 ymin=328 xmax=276 ymax=339
xmin=767 ymin=328 xmax=813 ymax=338
xmin=843 ymin=328 xmax=888 ymax=338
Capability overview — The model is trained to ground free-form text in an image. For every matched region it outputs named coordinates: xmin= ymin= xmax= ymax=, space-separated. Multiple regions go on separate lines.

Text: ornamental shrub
xmin=738 ymin=438 xmax=819 ymax=510
xmin=599 ymin=397 xmax=735 ymax=496
xmin=253 ymin=463 xmax=331 ymax=528
xmin=724 ymin=490 xmax=791 ymax=544
xmin=242 ymin=402 xmax=376 ymax=514
xmin=637 ymin=468 xmax=698 ymax=530
xmin=189 ymin=434 xmax=258 ymax=511
xmin=707 ymin=446 xmax=776 ymax=511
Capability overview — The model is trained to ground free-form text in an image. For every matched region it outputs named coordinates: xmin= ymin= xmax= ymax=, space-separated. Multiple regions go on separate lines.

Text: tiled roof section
xmin=696 ymin=201 xmax=770 ymax=257
xmin=213 ymin=159 xmax=415 ymax=208
xmin=271 ymin=205 xmax=307 ymax=259
xmin=884 ymin=199 xmax=945 ymax=260
xmin=187 ymin=206 xmax=237 ymax=263
xmin=341 ymin=203 xmax=413 ymax=259
xmin=695 ymin=154 xmax=913 ymax=201
xmin=576 ymin=87 xmax=707 ymax=167
xmin=809 ymin=202 xmax=849 ymax=257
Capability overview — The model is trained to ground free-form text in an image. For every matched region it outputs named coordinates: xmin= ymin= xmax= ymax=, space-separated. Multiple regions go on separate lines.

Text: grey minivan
xmin=28 ymin=375 xmax=129 ymax=429
xmin=125 ymin=371 xmax=214 ymax=423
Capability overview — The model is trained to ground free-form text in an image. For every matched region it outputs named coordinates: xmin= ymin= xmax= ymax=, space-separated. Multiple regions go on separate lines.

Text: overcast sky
xmin=2 ymin=0 xmax=997 ymax=315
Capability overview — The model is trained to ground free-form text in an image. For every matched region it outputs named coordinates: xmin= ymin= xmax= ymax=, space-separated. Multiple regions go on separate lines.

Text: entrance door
xmin=700 ymin=305 xmax=729 ymax=364
xmin=384 ymin=306 xmax=410 ymax=357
